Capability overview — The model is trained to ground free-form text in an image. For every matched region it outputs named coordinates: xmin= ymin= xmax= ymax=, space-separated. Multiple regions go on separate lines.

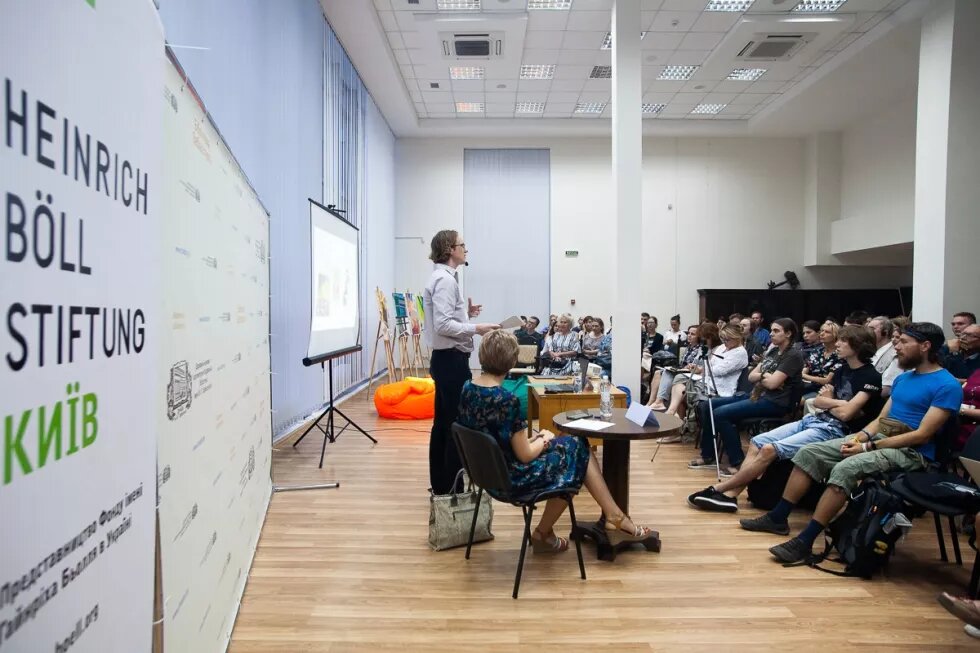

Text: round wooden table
xmin=554 ymin=408 xmax=682 ymax=561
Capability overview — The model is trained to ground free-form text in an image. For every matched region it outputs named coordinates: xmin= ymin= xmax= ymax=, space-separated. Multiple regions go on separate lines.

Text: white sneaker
xmin=966 ymin=625 xmax=980 ymax=639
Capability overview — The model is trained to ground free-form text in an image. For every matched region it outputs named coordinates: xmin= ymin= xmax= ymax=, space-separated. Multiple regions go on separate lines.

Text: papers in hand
xmin=499 ymin=315 xmax=524 ymax=329
xmin=563 ymin=418 xmax=615 ymax=431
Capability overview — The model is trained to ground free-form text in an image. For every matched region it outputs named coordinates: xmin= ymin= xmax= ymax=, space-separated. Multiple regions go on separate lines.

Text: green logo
xmin=84 ymin=0 xmax=95 ymax=7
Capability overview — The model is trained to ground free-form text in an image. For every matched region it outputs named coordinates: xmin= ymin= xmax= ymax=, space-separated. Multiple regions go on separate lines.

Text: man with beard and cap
xmin=738 ymin=322 xmax=962 ymax=564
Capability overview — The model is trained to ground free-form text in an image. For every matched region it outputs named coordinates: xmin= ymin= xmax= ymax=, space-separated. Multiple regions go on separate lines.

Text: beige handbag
xmin=428 ymin=471 xmax=494 ymax=551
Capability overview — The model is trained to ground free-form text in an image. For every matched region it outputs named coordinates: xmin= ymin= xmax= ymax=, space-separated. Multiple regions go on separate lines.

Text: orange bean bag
xmin=374 ymin=377 xmax=435 ymax=420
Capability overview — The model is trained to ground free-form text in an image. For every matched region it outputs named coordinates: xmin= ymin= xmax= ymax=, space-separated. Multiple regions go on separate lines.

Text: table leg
xmin=570 ymin=439 xmax=661 ymax=560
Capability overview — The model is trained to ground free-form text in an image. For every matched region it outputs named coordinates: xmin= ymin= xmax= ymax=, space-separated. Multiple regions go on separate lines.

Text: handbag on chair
xmin=428 ymin=470 xmax=494 ymax=551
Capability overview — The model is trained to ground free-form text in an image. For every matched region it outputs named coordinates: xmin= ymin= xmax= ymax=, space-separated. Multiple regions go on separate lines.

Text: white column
xmin=802 ymin=132 xmax=841 ymax=267
xmin=912 ymin=0 xmax=980 ymax=326
xmin=610 ymin=0 xmax=643 ymax=394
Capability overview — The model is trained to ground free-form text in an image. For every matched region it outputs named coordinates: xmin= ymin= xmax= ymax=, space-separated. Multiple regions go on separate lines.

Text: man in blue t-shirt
xmin=751 ymin=310 xmax=771 ymax=348
xmin=739 ymin=322 xmax=962 ymax=563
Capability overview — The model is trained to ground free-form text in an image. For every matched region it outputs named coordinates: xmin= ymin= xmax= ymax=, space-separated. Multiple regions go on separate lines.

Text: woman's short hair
xmin=593 ymin=318 xmax=605 ymax=333
xmin=557 ymin=314 xmax=572 ymax=327
xmin=479 ymin=330 xmax=519 ymax=375
xmin=772 ymin=317 xmax=798 ymax=342
xmin=720 ymin=324 xmax=744 ymax=345
xmin=428 ymin=229 xmax=458 ymax=264
xmin=821 ymin=320 xmax=841 ymax=342
xmin=838 ymin=325 xmax=876 ymax=363
xmin=697 ymin=321 xmax=721 ymax=348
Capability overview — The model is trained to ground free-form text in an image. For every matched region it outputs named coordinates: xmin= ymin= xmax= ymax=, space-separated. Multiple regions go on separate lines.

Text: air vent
xmin=440 ymin=31 xmax=504 ymax=59
xmin=736 ymin=33 xmax=812 ymax=61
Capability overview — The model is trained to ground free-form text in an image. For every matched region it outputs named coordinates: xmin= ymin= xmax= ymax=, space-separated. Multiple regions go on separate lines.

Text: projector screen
xmin=306 ymin=199 xmax=360 ymax=361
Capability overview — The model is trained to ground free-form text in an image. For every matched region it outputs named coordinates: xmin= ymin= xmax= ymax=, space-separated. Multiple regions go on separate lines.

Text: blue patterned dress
xmin=457 ymin=382 xmax=591 ymax=495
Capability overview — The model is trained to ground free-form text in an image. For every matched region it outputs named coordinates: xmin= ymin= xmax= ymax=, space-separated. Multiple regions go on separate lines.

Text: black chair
xmin=451 ymin=423 xmax=586 ymax=599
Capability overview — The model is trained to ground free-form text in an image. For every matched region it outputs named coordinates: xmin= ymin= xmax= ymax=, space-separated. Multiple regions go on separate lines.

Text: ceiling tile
xmin=425 ymin=103 xmax=455 ymax=112
xmin=373 ymin=0 xmax=392 ymax=9
xmin=523 ymin=48 xmax=561 ymax=64
xmin=525 ymin=30 xmax=565 ymax=49
xmin=409 ymin=90 xmax=423 ymax=102
xmin=453 ymin=92 xmax=486 ymax=103
xmin=450 ymin=79 xmax=485 ymax=93
xmin=673 ymin=92 xmax=706 ymax=104
xmin=517 ymin=91 xmax=549 ymax=102
xmin=566 ymin=10 xmax=611 ymax=31
xmin=377 ymin=11 xmax=398 ymax=31
xmin=578 ymin=90 xmax=611 ymax=102
xmin=550 ymin=79 xmax=586 ymax=92
xmin=746 ymin=81 xmax=785 ymax=93
xmin=558 ymin=49 xmax=604 ymax=65
xmin=711 ymin=79 xmax=751 ymax=93
xmin=527 ymin=10 xmax=570 ymax=30
xmin=518 ymin=79 xmax=554 ymax=92
xmin=544 ymin=104 xmax=576 ymax=117
xmin=548 ymin=91 xmax=583 ymax=103
xmin=486 ymin=90 xmax=517 ymax=102
xmin=485 ymin=103 xmax=514 ymax=113
xmin=387 ymin=32 xmax=406 ymax=49
xmin=561 ymin=30 xmax=608 ymax=50
xmin=418 ymin=79 xmax=449 ymax=90
xmin=400 ymin=64 xmax=417 ymax=79
xmin=391 ymin=0 xmax=436 ymax=9
xmin=643 ymin=80 xmax=686 ymax=92
xmin=659 ymin=0 xmax=711 ymax=9
xmin=401 ymin=32 xmax=423 ymax=49
xmin=690 ymin=11 xmax=741 ymax=32
xmin=641 ymin=50 xmax=677 ymax=69
xmin=415 ymin=64 xmax=450 ymax=80
xmin=728 ymin=92 xmax=768 ymax=106
xmin=642 ymin=91 xmax=676 ymax=103
xmin=648 ymin=11 xmax=700 ymax=31
xmin=582 ymin=78 xmax=611 ymax=92
xmin=703 ymin=92 xmax=736 ymax=103
xmin=485 ymin=80 xmax=516 ymax=91
xmin=554 ymin=64 xmax=592 ymax=79
xmin=661 ymin=103 xmax=697 ymax=115
xmin=422 ymin=91 xmax=453 ymax=103
xmin=573 ymin=0 xmax=614 ymax=9
xmin=394 ymin=10 xmax=417 ymax=31
xmin=640 ymin=11 xmax=658 ymax=30
xmin=680 ymin=79 xmax=718 ymax=92
xmin=641 ymin=0 xmax=665 ymax=8
xmin=393 ymin=49 xmax=412 ymax=65
xmin=642 ymin=32 xmax=685 ymax=50
xmin=678 ymin=32 xmax=725 ymax=51
xmin=668 ymin=50 xmax=711 ymax=65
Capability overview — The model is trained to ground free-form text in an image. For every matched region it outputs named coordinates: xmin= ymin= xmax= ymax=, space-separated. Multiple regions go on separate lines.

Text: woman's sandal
xmin=531 ymin=530 xmax=569 ymax=554
xmin=604 ymin=513 xmax=652 ymax=545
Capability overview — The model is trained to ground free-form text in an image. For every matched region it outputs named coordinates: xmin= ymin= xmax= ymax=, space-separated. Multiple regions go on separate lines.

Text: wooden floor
xmin=230 ymin=388 xmax=975 ymax=652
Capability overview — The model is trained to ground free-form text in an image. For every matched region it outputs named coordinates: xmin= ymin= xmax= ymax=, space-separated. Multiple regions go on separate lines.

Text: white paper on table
xmin=498 ymin=315 xmax=524 ymax=329
xmin=563 ymin=419 xmax=615 ymax=431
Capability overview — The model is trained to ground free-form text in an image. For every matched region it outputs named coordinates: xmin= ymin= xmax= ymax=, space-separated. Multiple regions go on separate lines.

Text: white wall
xmin=395 ymin=136 xmax=912 ymax=331
xmin=835 ymin=93 xmax=917 ymax=254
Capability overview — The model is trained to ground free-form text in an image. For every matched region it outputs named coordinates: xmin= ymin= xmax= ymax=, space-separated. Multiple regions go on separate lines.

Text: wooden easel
xmin=366 ymin=287 xmax=396 ymax=399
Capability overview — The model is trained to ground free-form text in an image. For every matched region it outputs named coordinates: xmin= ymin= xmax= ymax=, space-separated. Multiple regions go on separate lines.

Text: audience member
xmin=648 ymin=325 xmax=700 ymax=411
xmin=514 ymin=316 xmax=543 ymax=347
xmin=729 ymin=313 xmax=745 ymax=324
xmin=844 ymin=310 xmax=870 ymax=327
xmin=663 ymin=323 xmax=748 ymax=419
xmin=938 ymin=586 xmax=980 ymax=640
xmin=689 ymin=325 xmax=881 ymax=513
xmin=540 ymin=314 xmax=580 ymax=376
xmin=751 ymin=311 xmax=772 ymax=348
xmin=955 ymin=368 xmax=980 ymax=450
xmin=800 ymin=320 xmax=822 ymax=356
xmin=537 ymin=314 xmax=555 ymax=335
xmin=892 ymin=315 xmax=911 ymax=334
xmin=457 ymin=331 xmax=651 ymax=552
xmin=944 ymin=311 xmax=977 ymax=356
xmin=868 ymin=316 xmax=901 ymax=397
xmin=595 ymin=328 xmax=613 ymax=375
xmin=581 ymin=318 xmax=604 ymax=359
xmin=740 ymin=322 xmax=962 ymax=564
xmin=716 ymin=316 xmax=728 ymax=331
xmin=801 ymin=321 xmax=842 ymax=398
xmin=664 ymin=314 xmax=687 ymax=347
xmin=689 ymin=319 xmax=804 ymax=475
xmin=945 ymin=323 xmax=980 ymax=381
xmin=740 ymin=317 xmax=766 ymax=363
xmin=644 ymin=317 xmax=664 ymax=354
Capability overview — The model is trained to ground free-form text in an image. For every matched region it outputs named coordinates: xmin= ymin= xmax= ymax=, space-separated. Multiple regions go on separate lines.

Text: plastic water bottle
xmin=599 ymin=373 xmax=612 ymax=418
xmin=572 ymin=362 xmax=583 ymax=394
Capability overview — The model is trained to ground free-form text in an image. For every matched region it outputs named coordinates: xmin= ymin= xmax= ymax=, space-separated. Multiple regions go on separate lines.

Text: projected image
xmin=311 ymin=226 xmax=357 ymax=331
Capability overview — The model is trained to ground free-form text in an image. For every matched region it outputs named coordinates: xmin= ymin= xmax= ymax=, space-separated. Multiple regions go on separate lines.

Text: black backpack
xmin=747 ymin=459 xmax=824 ymax=512
xmin=791 ymin=477 xmax=909 ymax=579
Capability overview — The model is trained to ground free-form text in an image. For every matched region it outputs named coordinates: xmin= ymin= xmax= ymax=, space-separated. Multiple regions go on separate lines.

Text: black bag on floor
xmin=797 ymin=477 xmax=910 ymax=579
xmin=747 ymin=459 xmax=823 ymax=511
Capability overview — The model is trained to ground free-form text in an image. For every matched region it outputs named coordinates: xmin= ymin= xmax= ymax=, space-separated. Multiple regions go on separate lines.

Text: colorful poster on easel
xmin=405 ymin=292 xmax=421 ymax=335
xmin=415 ymin=293 xmax=425 ymax=324
xmin=391 ymin=292 xmax=408 ymax=337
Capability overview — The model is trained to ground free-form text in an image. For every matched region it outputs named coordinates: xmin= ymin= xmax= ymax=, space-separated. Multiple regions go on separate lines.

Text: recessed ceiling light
xmin=601 ymin=32 xmax=647 ymax=50
xmin=691 ymin=103 xmax=726 ymax=114
xmin=727 ymin=67 xmax=767 ymax=81
xmin=450 ymin=66 xmax=484 ymax=80
xmin=437 ymin=0 xmax=480 ymax=10
xmin=589 ymin=65 xmax=612 ymax=79
xmin=792 ymin=0 xmax=848 ymax=11
xmin=642 ymin=103 xmax=666 ymax=114
xmin=516 ymin=102 xmax=546 ymax=113
xmin=455 ymin=102 xmax=485 ymax=112
xmin=658 ymin=65 xmax=699 ymax=81
xmin=527 ymin=0 xmax=572 ymax=8
xmin=705 ymin=0 xmax=755 ymax=11
xmin=574 ymin=102 xmax=606 ymax=114
xmin=520 ymin=64 xmax=556 ymax=79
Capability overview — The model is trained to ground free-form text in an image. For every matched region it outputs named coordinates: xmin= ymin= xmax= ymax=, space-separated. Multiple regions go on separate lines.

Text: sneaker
xmin=688 ymin=487 xmax=738 ymax=513
xmin=739 ymin=514 xmax=790 ymax=535
xmin=688 ymin=458 xmax=717 ymax=470
xmin=769 ymin=537 xmax=813 ymax=563
xmin=966 ymin=625 xmax=980 ymax=640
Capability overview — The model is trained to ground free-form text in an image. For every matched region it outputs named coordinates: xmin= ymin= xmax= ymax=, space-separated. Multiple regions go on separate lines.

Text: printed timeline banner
xmin=157 ymin=57 xmax=272 ymax=652
xmin=0 ymin=1 xmax=162 ymax=652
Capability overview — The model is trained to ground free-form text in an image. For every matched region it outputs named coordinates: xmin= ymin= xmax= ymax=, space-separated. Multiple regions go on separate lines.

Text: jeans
xmin=429 ymin=348 xmax=472 ymax=494
xmin=750 ymin=414 xmax=846 ymax=460
xmin=699 ymin=395 xmax=786 ymax=467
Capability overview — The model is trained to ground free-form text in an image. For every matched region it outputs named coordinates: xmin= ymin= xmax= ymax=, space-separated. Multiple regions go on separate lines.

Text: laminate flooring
xmin=229 ymin=389 xmax=975 ymax=652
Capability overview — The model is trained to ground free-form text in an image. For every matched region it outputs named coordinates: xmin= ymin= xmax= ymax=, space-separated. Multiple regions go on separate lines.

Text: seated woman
xmin=581 ymin=317 xmax=604 ymax=361
xmin=688 ymin=318 xmax=804 ymax=475
xmin=458 ymin=330 xmax=651 ymax=551
xmin=801 ymin=320 xmax=842 ymax=399
xmin=540 ymin=314 xmax=581 ymax=376
xmin=665 ymin=324 xmax=748 ymax=417
xmin=648 ymin=324 xmax=701 ymax=410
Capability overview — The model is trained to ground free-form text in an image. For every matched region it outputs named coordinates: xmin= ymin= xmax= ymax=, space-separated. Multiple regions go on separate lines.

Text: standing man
xmin=422 ymin=230 xmax=499 ymax=494
xmin=751 ymin=310 xmax=771 ymax=348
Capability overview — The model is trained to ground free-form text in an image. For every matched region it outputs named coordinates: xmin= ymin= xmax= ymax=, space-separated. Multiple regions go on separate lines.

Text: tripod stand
xmin=698 ymin=345 xmax=725 ymax=482
xmin=293 ymin=356 xmax=378 ymax=468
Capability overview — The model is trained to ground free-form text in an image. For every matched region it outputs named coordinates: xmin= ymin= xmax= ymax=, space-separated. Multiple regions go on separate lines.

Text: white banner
xmin=157 ymin=57 xmax=272 ymax=652
xmin=0 ymin=1 xmax=162 ymax=652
